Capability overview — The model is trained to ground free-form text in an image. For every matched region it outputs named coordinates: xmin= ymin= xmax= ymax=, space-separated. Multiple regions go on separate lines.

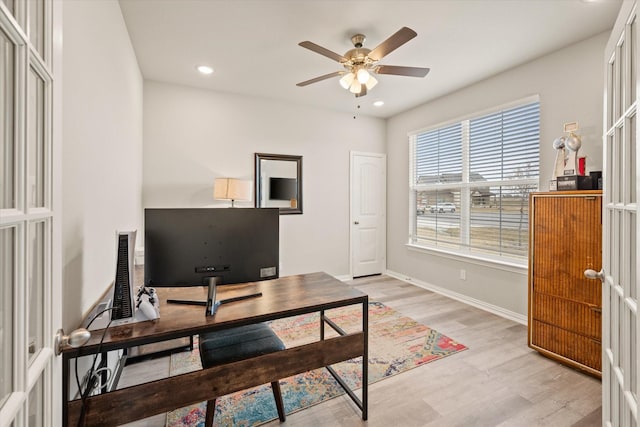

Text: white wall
xmin=143 ymin=81 xmax=385 ymax=277
xmin=62 ymin=0 xmax=143 ymax=330
xmin=386 ymin=32 xmax=608 ymax=318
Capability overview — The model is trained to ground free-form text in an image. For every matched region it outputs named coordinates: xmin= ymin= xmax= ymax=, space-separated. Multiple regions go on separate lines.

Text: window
xmin=409 ymin=98 xmax=540 ymax=262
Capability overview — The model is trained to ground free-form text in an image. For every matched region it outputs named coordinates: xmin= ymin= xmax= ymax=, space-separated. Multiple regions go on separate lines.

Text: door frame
xmin=349 ymin=151 xmax=387 ymax=279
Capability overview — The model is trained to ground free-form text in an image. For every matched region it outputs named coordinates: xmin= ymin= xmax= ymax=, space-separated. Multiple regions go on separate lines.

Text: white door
xmin=0 ymin=1 xmax=60 ymax=426
xmin=601 ymin=2 xmax=639 ymax=425
xmin=350 ymin=152 xmax=386 ymax=278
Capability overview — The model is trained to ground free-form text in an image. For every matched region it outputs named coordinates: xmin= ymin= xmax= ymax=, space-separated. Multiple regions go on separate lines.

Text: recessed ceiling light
xmin=197 ymin=65 xmax=214 ymax=75
xmin=373 ymin=101 xmax=385 ymax=107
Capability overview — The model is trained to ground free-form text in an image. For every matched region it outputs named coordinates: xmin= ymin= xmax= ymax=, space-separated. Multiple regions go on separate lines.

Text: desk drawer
xmin=532 ymin=292 xmax=601 ymax=341
xmin=530 ymin=320 xmax=601 ymax=372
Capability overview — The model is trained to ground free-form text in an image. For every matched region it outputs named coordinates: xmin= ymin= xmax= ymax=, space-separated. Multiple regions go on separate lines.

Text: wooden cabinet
xmin=528 ymin=190 xmax=602 ymax=377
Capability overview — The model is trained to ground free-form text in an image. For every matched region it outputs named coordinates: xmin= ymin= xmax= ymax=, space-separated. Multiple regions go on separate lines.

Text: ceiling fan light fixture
xmin=356 ymin=68 xmax=370 ymax=84
xmin=349 ymin=80 xmax=362 ymax=94
xmin=297 ymin=27 xmax=429 ymax=97
xmin=339 ymin=72 xmax=355 ymax=89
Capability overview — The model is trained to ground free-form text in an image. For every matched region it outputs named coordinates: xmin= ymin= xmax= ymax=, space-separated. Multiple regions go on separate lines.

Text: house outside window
xmin=409 ymin=97 xmax=540 ymax=262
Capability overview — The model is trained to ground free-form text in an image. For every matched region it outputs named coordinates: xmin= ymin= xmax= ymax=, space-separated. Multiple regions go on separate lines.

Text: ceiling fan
xmin=296 ymin=27 xmax=430 ymax=98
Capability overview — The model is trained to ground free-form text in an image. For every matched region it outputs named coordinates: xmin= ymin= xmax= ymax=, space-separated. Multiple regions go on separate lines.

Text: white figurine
xmin=563 ymin=132 xmax=582 ymax=176
xmin=552 ymin=136 xmax=567 ymax=180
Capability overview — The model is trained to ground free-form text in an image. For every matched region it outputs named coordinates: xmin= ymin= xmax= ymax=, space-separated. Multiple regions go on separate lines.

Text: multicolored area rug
xmin=167 ymin=301 xmax=467 ymax=426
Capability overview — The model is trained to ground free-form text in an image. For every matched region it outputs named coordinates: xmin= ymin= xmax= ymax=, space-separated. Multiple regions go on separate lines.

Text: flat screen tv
xmin=269 ymin=177 xmax=297 ymax=201
xmin=144 ymin=208 xmax=279 ymax=287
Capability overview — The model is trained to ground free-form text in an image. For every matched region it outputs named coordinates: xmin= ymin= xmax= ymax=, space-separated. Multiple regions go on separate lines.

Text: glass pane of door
xmin=27 ymin=66 xmax=45 ymax=208
xmin=28 ymin=221 xmax=45 ymax=361
xmin=0 ymin=227 xmax=14 ymax=408
xmin=28 ymin=0 xmax=45 ymax=59
xmin=619 ymin=41 xmax=626 ymax=113
xmin=632 ymin=17 xmax=637 ymax=104
xmin=631 ymin=114 xmax=637 ymax=204
xmin=1 ymin=0 xmax=15 ymax=16
xmin=1 ymin=29 xmax=15 ymax=209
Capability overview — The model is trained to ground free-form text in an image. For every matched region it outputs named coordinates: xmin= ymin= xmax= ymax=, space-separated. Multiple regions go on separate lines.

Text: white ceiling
xmin=118 ymin=0 xmax=622 ymax=119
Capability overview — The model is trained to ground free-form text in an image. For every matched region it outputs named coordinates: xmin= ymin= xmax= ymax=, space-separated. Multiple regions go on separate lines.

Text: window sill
xmin=405 ymin=243 xmax=527 ymax=275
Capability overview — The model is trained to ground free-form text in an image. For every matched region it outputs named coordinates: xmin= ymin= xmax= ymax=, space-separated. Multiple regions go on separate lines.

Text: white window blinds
xmin=410 ymin=99 xmax=540 ymax=261
xmin=469 ymin=102 xmax=540 ymax=182
xmin=414 ymin=123 xmax=462 ymax=184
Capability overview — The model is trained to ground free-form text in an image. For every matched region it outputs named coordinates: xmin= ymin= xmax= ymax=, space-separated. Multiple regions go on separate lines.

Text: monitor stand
xmin=167 ymin=275 xmax=263 ymax=314
xmin=206 ymin=277 xmax=219 ymax=316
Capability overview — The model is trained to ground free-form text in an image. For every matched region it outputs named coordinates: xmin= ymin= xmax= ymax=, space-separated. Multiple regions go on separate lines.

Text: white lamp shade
xmin=365 ymin=75 xmax=378 ymax=90
xmin=339 ymin=72 xmax=355 ymax=89
xmin=349 ymin=80 xmax=362 ymax=94
xmin=214 ymin=178 xmax=252 ymax=201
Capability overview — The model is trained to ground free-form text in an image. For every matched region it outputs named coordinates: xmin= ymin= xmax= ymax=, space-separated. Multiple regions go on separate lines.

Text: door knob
xmin=584 ymin=269 xmax=604 ymax=282
xmin=354 ymin=221 xmax=359 ymax=225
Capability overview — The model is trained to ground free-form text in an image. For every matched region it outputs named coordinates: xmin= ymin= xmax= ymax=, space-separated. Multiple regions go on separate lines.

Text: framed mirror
xmin=255 ymin=153 xmax=303 ymax=215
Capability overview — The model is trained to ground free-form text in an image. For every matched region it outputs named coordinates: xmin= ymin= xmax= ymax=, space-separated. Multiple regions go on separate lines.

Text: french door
xmin=602 ymin=2 xmax=640 ymax=425
xmin=0 ymin=0 xmax=59 ymax=426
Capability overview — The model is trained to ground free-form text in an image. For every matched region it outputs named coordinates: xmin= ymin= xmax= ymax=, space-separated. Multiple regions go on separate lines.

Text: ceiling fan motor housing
xmin=351 ymin=33 xmax=366 ymax=48
xmin=344 ymin=48 xmax=372 ymax=68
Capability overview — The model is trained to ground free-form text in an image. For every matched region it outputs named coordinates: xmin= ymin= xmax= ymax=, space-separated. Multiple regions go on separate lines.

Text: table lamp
xmin=214 ymin=178 xmax=252 ymax=207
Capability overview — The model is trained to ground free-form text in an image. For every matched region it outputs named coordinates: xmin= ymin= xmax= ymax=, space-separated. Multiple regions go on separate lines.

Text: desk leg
xmin=324 ymin=301 xmax=368 ymax=420
xmin=362 ymin=299 xmax=368 ymax=420
xmin=320 ymin=310 xmax=325 ymax=340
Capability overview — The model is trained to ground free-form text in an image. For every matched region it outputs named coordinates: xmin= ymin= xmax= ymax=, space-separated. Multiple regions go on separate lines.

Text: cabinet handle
xmin=584 ymin=269 xmax=604 ymax=282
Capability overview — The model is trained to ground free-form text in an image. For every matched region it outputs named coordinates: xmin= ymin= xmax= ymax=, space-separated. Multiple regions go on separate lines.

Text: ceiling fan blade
xmin=375 ymin=65 xmax=430 ymax=77
xmin=368 ymin=27 xmax=418 ymax=61
xmin=296 ymin=71 xmax=343 ymax=87
xmin=299 ymin=41 xmax=347 ymax=63
xmin=355 ymin=85 xmax=367 ymax=98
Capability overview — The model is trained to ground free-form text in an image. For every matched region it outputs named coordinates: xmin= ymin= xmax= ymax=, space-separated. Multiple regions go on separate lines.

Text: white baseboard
xmin=334 ymin=274 xmax=352 ymax=282
xmin=385 ymin=269 xmax=527 ymax=325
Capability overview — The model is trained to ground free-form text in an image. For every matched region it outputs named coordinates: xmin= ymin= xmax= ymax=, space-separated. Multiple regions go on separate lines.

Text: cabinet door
xmin=531 ymin=195 xmax=602 ymax=306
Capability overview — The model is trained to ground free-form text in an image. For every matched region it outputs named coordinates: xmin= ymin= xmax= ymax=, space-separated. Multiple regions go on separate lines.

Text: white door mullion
xmin=13 ymin=0 xmax=29 ymax=417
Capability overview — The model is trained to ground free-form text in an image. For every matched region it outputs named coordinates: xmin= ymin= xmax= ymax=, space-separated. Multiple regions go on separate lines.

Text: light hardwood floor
xmin=120 ymin=275 xmax=601 ymax=427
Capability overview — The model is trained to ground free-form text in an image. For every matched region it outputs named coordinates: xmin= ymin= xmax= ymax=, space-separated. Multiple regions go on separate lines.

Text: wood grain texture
xmin=121 ymin=274 xmax=602 ymax=427
xmin=528 ymin=191 xmax=602 ymax=377
xmin=69 ymin=333 xmax=364 ymax=426
xmin=61 ymin=272 xmax=367 ymax=357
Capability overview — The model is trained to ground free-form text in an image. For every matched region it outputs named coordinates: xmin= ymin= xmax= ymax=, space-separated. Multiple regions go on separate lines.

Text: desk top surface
xmin=63 ymin=272 xmax=367 ymax=356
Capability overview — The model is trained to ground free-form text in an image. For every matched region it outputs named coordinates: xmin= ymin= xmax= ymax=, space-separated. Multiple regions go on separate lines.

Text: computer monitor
xmin=144 ymin=208 xmax=279 ymax=287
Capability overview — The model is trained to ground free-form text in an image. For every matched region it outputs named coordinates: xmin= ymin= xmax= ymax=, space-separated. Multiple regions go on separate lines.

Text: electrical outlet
xmin=459 ymin=269 xmax=466 ymax=280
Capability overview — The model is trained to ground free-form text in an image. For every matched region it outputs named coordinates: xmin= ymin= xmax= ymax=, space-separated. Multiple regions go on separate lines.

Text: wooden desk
xmin=61 ymin=272 xmax=369 ymax=426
